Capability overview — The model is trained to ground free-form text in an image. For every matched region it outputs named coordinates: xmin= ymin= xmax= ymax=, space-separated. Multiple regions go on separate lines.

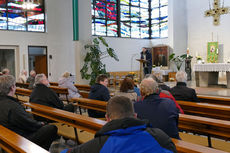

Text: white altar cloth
xmin=194 ymin=63 xmax=230 ymax=88
xmin=194 ymin=63 xmax=230 ymax=72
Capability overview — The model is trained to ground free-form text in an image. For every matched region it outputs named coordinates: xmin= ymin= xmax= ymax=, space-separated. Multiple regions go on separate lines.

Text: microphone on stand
xmin=131 ymin=53 xmax=139 ymax=72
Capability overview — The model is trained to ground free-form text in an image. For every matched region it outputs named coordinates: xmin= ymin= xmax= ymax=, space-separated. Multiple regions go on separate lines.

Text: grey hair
xmin=30 ymin=70 xmax=36 ymax=76
xmin=2 ymin=68 xmax=10 ymax=74
xmin=140 ymin=78 xmax=158 ymax=96
xmin=176 ymin=71 xmax=187 ymax=83
xmin=34 ymin=73 xmax=46 ymax=85
xmin=0 ymin=75 xmax=15 ymax=96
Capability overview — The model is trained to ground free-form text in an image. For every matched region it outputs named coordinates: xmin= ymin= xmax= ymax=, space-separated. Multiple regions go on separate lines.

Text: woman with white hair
xmin=18 ymin=70 xmax=27 ymax=83
xmin=58 ymin=72 xmax=81 ymax=99
xmin=171 ymin=71 xmax=199 ymax=102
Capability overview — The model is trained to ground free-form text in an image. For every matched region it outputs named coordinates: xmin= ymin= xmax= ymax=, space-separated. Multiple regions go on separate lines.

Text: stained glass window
xmin=0 ymin=0 xmax=45 ymax=32
xmin=92 ymin=0 xmax=168 ymax=39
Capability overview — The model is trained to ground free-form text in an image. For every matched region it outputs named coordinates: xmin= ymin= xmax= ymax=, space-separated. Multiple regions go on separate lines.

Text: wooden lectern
xmin=136 ymin=59 xmax=147 ymax=82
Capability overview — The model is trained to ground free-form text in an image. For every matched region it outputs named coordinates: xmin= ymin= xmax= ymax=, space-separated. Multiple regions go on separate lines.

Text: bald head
xmin=140 ymin=78 xmax=158 ymax=97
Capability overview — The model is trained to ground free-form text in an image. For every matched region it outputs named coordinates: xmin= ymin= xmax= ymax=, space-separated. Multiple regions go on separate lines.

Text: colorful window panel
xmin=0 ymin=0 xmax=45 ymax=32
xmin=92 ymin=0 xmax=168 ymax=39
xmin=151 ymin=0 xmax=168 ymax=38
xmin=92 ymin=0 xmax=118 ymax=36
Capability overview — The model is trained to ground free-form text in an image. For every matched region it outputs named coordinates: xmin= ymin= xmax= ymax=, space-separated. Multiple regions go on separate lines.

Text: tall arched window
xmin=0 ymin=0 xmax=45 ymax=32
xmin=92 ymin=0 xmax=168 ymax=39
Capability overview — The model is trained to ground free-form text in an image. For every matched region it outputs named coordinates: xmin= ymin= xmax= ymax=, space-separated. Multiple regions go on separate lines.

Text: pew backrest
xmin=23 ymin=103 xmax=227 ymax=153
xmin=0 ymin=125 xmax=49 ymax=153
xmin=16 ymin=82 xmax=29 ymax=89
xmin=177 ymin=100 xmax=230 ymax=121
xmin=198 ymin=95 xmax=230 ymax=106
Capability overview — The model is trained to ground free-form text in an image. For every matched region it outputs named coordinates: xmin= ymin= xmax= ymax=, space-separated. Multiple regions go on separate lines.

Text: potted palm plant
xmin=169 ymin=53 xmax=192 ymax=71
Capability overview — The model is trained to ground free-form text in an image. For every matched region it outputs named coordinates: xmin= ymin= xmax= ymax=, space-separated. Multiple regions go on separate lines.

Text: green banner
xmin=73 ymin=0 xmax=79 ymax=41
xmin=207 ymin=42 xmax=218 ymax=63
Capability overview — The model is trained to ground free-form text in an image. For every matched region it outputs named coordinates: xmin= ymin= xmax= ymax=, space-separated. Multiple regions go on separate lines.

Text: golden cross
xmin=205 ymin=0 xmax=229 ymax=25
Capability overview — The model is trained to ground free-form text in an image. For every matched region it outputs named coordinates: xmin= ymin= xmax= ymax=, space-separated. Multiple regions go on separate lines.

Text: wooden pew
xmin=72 ymin=97 xmax=230 ymax=147
xmin=0 ymin=125 xmax=48 ymax=153
xmin=23 ymin=102 xmax=227 ymax=153
xmin=15 ymin=88 xmax=32 ymax=97
xmin=16 ymin=82 xmax=29 ymax=89
xmin=177 ymin=100 xmax=230 ymax=121
xmin=198 ymin=95 xmax=230 ymax=106
xmin=49 ymin=86 xmax=69 ymax=102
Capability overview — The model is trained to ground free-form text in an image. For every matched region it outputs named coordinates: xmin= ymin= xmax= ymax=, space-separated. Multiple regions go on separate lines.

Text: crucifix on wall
xmin=205 ymin=0 xmax=229 ymax=26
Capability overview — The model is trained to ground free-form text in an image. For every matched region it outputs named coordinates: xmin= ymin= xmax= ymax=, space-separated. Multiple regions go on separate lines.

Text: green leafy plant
xmin=80 ymin=36 xmax=119 ymax=85
xmin=169 ymin=53 xmax=193 ymax=71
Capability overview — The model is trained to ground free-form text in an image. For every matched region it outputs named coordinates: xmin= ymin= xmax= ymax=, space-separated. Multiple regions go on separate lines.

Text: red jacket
xmin=159 ymin=92 xmax=184 ymax=114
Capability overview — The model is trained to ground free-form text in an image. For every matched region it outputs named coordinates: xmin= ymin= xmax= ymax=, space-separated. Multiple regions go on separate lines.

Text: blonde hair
xmin=62 ymin=72 xmax=70 ymax=78
xmin=140 ymin=78 xmax=158 ymax=97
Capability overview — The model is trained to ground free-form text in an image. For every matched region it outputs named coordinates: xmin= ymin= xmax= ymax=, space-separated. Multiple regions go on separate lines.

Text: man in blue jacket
xmin=134 ymin=78 xmax=180 ymax=139
xmin=61 ymin=96 xmax=177 ymax=153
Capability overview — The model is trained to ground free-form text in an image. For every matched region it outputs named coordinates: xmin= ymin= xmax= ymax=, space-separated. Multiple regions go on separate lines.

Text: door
xmin=35 ymin=55 xmax=47 ymax=76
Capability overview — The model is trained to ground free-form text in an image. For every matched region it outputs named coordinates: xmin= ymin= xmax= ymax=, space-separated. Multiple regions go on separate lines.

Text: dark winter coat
xmin=0 ymin=96 xmax=43 ymax=138
xmin=134 ymin=94 xmax=180 ymax=139
xmin=170 ymin=82 xmax=199 ymax=102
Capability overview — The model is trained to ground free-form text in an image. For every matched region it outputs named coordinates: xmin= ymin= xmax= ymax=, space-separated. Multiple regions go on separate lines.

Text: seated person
xmin=88 ymin=74 xmax=110 ymax=118
xmin=171 ymin=71 xmax=199 ymax=102
xmin=18 ymin=70 xmax=27 ymax=83
xmin=126 ymin=74 xmax=141 ymax=98
xmin=58 ymin=72 xmax=81 ymax=99
xmin=2 ymin=68 xmax=10 ymax=75
xmin=26 ymin=70 xmax=36 ymax=89
xmin=145 ymin=74 xmax=184 ymax=114
xmin=114 ymin=77 xmax=137 ymax=102
xmin=30 ymin=74 xmax=74 ymax=112
xmin=154 ymin=72 xmax=171 ymax=91
xmin=0 ymin=75 xmax=58 ymax=150
xmin=61 ymin=96 xmax=177 ymax=153
xmin=134 ymin=78 xmax=180 ymax=139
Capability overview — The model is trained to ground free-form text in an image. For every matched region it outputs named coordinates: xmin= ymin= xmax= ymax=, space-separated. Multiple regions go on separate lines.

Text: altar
xmin=194 ymin=63 xmax=230 ymax=88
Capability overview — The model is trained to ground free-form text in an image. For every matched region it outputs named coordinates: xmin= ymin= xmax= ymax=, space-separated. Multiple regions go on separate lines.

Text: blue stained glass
xmin=151 ymin=0 xmax=159 ymax=8
xmin=121 ymin=21 xmax=130 ymax=37
xmin=0 ymin=0 xmax=6 ymax=8
xmin=140 ymin=8 xmax=148 ymax=20
xmin=160 ymin=22 xmax=168 ymax=37
xmin=0 ymin=8 xmax=7 ymax=29
xmin=141 ymin=26 xmax=149 ymax=38
xmin=8 ymin=9 xmax=26 ymax=31
xmin=27 ymin=12 xmax=44 ymax=32
xmin=151 ymin=24 xmax=160 ymax=38
xmin=107 ymin=20 xmax=118 ymax=36
xmin=95 ymin=1 xmax=106 ymax=18
xmin=160 ymin=6 xmax=168 ymax=17
xmin=120 ymin=0 xmax=129 ymax=5
xmin=160 ymin=0 xmax=168 ymax=6
xmin=120 ymin=5 xmax=130 ymax=21
xmin=95 ymin=19 xmax=106 ymax=36
xmin=131 ymin=23 xmax=140 ymax=38
xmin=92 ymin=19 xmax=95 ymax=35
xmin=131 ymin=0 xmax=139 ymax=6
xmin=107 ymin=3 xmax=117 ymax=20
xmin=140 ymin=0 xmax=148 ymax=8
xmin=131 ymin=6 xmax=140 ymax=22
xmin=100 ymin=0 xmax=117 ymax=2
xmin=91 ymin=3 xmax=95 ymax=18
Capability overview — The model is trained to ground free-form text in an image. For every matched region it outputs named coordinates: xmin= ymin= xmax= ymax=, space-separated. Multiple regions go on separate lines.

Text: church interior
xmin=0 ymin=0 xmax=230 ymax=152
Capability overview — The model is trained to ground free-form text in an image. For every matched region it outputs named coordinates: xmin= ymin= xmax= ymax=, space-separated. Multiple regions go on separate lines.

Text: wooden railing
xmin=0 ymin=125 xmax=49 ymax=153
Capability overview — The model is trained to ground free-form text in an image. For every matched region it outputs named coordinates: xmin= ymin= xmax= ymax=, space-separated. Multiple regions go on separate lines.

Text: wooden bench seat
xmin=198 ymin=95 xmax=230 ymax=106
xmin=72 ymin=97 xmax=230 ymax=147
xmin=177 ymin=100 xmax=230 ymax=121
xmin=0 ymin=125 xmax=48 ymax=153
xmin=23 ymin=102 xmax=227 ymax=153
